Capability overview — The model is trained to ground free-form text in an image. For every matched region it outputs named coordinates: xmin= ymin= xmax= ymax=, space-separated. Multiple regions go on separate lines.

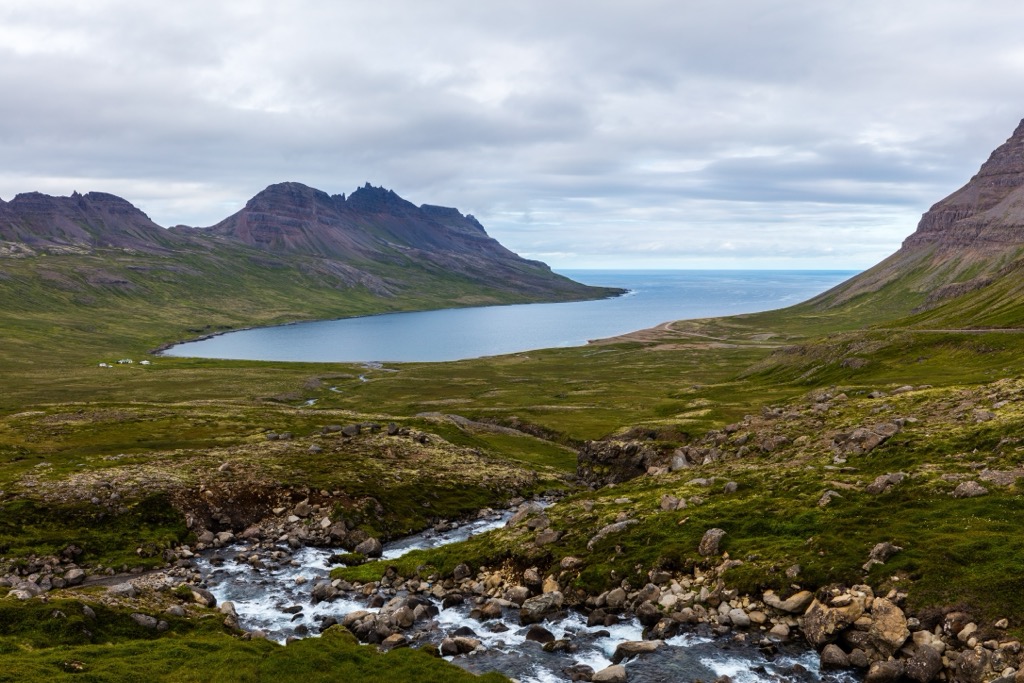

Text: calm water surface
xmin=164 ymin=270 xmax=857 ymax=363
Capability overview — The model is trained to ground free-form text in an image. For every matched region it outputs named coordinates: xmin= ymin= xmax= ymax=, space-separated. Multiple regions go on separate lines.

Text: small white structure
xmin=117 ymin=359 xmax=133 ymax=365
xmin=140 ymin=360 xmax=152 ymax=365
xmin=98 ymin=362 xmax=110 ymax=368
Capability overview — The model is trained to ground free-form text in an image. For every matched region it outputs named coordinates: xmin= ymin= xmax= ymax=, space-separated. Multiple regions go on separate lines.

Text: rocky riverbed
xmin=193 ymin=502 xmax=860 ymax=683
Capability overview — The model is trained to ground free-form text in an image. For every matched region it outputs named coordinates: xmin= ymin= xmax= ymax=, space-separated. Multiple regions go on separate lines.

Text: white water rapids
xmin=196 ymin=509 xmax=859 ymax=682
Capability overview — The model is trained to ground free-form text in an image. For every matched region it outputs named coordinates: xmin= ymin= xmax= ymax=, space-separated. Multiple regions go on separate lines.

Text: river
xmin=163 ymin=270 xmax=856 ymax=363
xmin=196 ymin=505 xmax=857 ymax=683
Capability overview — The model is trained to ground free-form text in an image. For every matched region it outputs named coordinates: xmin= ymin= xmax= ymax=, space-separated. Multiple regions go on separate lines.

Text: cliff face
xmin=903 ymin=119 xmax=1024 ymax=252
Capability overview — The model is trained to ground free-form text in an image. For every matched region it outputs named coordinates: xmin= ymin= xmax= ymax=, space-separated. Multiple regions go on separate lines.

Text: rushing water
xmin=164 ymin=270 xmax=857 ymax=363
xmin=196 ymin=507 xmax=858 ymax=683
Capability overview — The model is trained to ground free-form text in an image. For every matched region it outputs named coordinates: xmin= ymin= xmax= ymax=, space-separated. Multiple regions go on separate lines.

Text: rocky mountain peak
xmin=903 ymin=118 xmax=1024 ymax=251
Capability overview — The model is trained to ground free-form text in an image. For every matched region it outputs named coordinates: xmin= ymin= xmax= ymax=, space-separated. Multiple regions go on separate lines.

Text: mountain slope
xmin=805 ymin=118 xmax=1024 ymax=324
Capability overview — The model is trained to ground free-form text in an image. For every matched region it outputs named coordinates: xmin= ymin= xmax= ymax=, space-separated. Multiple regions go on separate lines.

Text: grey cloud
xmin=1 ymin=0 xmax=1023 ymax=265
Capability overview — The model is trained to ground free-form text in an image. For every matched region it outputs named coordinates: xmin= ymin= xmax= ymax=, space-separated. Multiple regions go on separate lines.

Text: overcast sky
xmin=1 ymin=1 xmax=1022 ymax=269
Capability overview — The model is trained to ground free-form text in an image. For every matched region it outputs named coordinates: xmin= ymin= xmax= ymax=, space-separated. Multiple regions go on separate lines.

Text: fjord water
xmin=165 ymin=270 xmax=857 ymax=363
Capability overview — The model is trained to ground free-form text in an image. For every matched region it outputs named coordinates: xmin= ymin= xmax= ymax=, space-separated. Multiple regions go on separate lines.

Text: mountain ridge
xmin=0 ymin=181 xmax=615 ymax=306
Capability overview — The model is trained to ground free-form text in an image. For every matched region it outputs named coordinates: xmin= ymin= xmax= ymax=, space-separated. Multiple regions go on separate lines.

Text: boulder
xmin=905 ymin=644 xmax=943 ymax=682
xmin=190 ymin=587 xmax=217 ymax=607
xmin=354 ymin=537 xmax=383 ymax=558
xmin=587 ymin=520 xmax=639 ymax=550
xmin=819 ymin=643 xmax=849 ymax=669
xmin=866 ymin=473 xmax=908 ymax=495
xmin=865 ymin=660 xmax=905 ymax=683
xmin=131 ymin=613 xmax=160 ymax=630
xmin=63 ymin=568 xmax=86 ymax=586
xmin=799 ymin=597 xmax=865 ymax=647
xmin=612 ymin=639 xmax=664 ymax=664
xmin=525 ymin=625 xmax=555 ymax=643
xmin=519 ymin=591 xmax=564 ymax=625
xmin=952 ymin=481 xmax=989 ymax=499
xmin=763 ymin=589 xmax=813 ymax=614
xmin=592 ymin=664 xmax=628 ymax=683
xmin=867 ymin=597 xmax=909 ymax=657
xmin=698 ymin=528 xmax=727 ymax=556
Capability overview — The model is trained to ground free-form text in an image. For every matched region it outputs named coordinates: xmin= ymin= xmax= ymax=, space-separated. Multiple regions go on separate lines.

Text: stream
xmin=196 ymin=509 xmax=858 ymax=683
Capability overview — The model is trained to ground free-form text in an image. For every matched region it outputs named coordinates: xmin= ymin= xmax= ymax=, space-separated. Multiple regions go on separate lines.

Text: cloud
xmin=0 ymin=0 xmax=1022 ymax=267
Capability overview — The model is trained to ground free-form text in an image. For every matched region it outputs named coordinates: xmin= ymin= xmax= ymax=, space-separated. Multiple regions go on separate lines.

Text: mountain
xmin=193 ymin=182 xmax=585 ymax=298
xmin=0 ymin=183 xmax=620 ymax=355
xmin=0 ymin=182 xmax=617 ymax=313
xmin=0 ymin=191 xmax=189 ymax=254
xmin=807 ymin=118 xmax=1024 ymax=321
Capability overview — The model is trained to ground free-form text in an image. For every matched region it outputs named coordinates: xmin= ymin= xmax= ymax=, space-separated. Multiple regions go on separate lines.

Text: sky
xmin=1 ymin=1 xmax=1022 ymax=270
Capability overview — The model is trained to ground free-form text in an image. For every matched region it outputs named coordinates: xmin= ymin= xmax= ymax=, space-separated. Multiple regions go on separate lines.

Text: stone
xmin=525 ymin=625 xmax=555 ymax=643
xmin=698 ymin=528 xmax=727 ymax=556
xmin=820 ymin=643 xmax=850 ymax=669
xmin=867 ymin=597 xmax=909 ymax=657
xmin=131 ymin=613 xmax=160 ymax=630
xmin=868 ymin=542 xmax=903 ymax=564
xmin=354 ymin=537 xmax=382 ymax=558
xmin=519 ymin=591 xmax=564 ymax=625
xmin=866 ymin=472 xmax=908 ymax=495
xmin=728 ymin=608 xmax=751 ymax=628
xmin=612 ymin=640 xmax=665 ymax=664
xmin=587 ymin=519 xmax=639 ymax=550
xmin=190 ymin=587 xmax=217 ymax=607
xmin=953 ymin=649 xmax=988 ymax=683
xmin=818 ymin=490 xmax=842 ymax=507
xmin=762 ymin=590 xmax=814 ymax=614
xmin=800 ymin=597 xmax=865 ymax=647
xmin=452 ymin=563 xmax=472 ymax=581
xmin=952 ymin=481 xmax=989 ymax=498
xmin=341 ymin=424 xmax=360 ymax=437
xmin=865 ymin=660 xmax=905 ymax=683
xmin=768 ymin=623 xmax=790 ymax=640
xmin=605 ymin=587 xmax=627 ymax=610
xmin=380 ymin=633 xmax=408 ymax=650
xmin=592 ymin=664 xmax=628 ymax=683
xmin=63 ymin=568 xmax=86 ymax=586
xmin=905 ymin=644 xmax=943 ymax=682
xmin=535 ymin=529 xmax=562 ymax=546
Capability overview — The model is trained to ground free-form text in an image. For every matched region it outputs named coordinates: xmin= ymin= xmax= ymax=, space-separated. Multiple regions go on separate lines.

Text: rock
xmin=107 ymin=582 xmax=138 ymax=598
xmin=526 ymin=625 xmax=555 ymax=643
xmin=865 ymin=660 xmax=905 ymax=683
xmin=354 ymin=537 xmax=382 ymax=558
xmin=867 ymin=597 xmax=909 ymax=657
xmin=820 ymin=644 xmax=850 ymax=669
xmin=592 ymin=664 xmax=628 ymax=683
xmin=341 ymin=425 xmax=360 ymax=437
xmin=535 ymin=529 xmax=562 ymax=546
xmin=452 ymin=563 xmax=472 ymax=581
xmin=868 ymin=542 xmax=903 ymax=563
xmin=578 ymin=440 xmax=661 ymax=486
xmin=723 ymin=481 xmax=738 ymax=494
xmin=818 ymin=490 xmax=842 ymax=507
xmin=63 ymin=568 xmax=86 ymax=586
xmin=293 ymin=500 xmax=312 ymax=517
xmin=832 ymin=422 xmax=900 ymax=456
xmin=996 ymin=618 xmax=1010 ymax=629
xmin=953 ymin=649 xmax=988 ymax=683
xmin=952 ymin=481 xmax=989 ymax=498
xmin=190 ymin=587 xmax=217 ymax=607
xmin=698 ymin=528 xmax=727 ymax=556
xmin=612 ymin=640 xmax=664 ymax=663
xmin=660 ymin=494 xmax=681 ymax=511
xmin=542 ymin=576 xmax=560 ymax=594
xmin=866 ymin=472 xmax=908 ymax=495
xmin=386 ymin=422 xmax=399 ymax=436
xmin=560 ymin=556 xmax=583 ymax=570
xmin=311 ymin=582 xmax=339 ymax=603
xmin=728 ymin=608 xmax=751 ymax=628
xmin=380 ymin=633 xmax=408 ymax=650
xmin=604 ymin=587 xmax=627 ymax=611
xmin=763 ymin=590 xmax=814 ymax=614
xmin=799 ymin=597 xmax=865 ymax=647
xmin=905 ymin=644 xmax=944 ymax=682
xmin=587 ymin=519 xmax=639 ymax=550
xmin=507 ymin=503 xmax=545 ymax=527
xmin=563 ymin=664 xmax=596 ymax=682
xmin=504 ymin=586 xmax=530 ymax=605
xmin=768 ymin=623 xmax=790 ymax=640
xmin=131 ymin=613 xmax=160 ymax=630
xmin=520 ymin=591 xmax=564 ymax=625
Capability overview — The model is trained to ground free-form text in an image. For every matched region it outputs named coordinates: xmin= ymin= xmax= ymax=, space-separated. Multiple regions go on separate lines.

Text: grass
xmin=0 ymin=600 xmax=509 ymax=682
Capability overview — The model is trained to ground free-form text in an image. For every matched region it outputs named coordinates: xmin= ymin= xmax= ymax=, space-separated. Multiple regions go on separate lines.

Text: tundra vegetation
xmin=4 ymin=124 xmax=1024 ymax=681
